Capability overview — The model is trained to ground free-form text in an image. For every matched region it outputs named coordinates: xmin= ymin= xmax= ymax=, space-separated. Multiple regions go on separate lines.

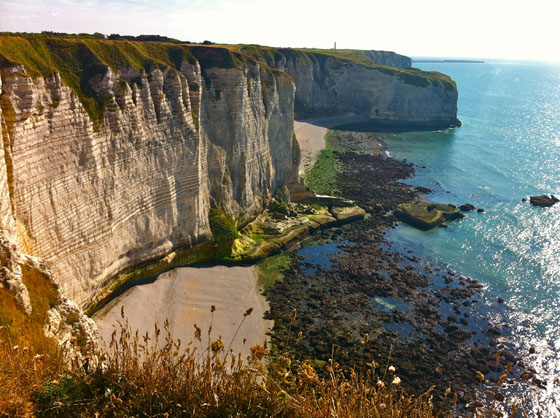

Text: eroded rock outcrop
xmin=0 ymin=233 xmax=97 ymax=351
xmin=529 ymin=194 xmax=559 ymax=207
xmin=395 ymin=202 xmax=463 ymax=230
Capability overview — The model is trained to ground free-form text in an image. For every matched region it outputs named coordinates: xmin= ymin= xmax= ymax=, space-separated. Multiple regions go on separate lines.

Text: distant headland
xmin=413 ymin=59 xmax=485 ymax=63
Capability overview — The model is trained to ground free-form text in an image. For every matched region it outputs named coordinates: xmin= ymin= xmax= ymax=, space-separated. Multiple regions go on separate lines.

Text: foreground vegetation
xmin=1 ymin=308 xmax=439 ymax=417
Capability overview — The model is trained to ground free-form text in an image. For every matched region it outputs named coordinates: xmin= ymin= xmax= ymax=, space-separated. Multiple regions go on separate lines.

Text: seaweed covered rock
xmin=395 ymin=202 xmax=463 ymax=230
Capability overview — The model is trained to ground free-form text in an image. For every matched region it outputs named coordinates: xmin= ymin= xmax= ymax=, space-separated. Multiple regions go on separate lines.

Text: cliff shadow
xmin=329 ymin=119 xmax=461 ymax=133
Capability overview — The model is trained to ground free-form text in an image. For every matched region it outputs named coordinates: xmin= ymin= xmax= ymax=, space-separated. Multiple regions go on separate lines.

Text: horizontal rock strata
xmin=1 ymin=39 xmax=297 ymax=305
xmin=239 ymin=47 xmax=459 ymax=129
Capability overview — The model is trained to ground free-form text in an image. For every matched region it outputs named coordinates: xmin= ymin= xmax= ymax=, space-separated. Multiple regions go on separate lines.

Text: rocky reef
xmin=0 ymin=34 xmax=460 ymax=339
xmin=395 ymin=202 xmax=464 ymax=230
xmin=529 ymin=194 xmax=559 ymax=207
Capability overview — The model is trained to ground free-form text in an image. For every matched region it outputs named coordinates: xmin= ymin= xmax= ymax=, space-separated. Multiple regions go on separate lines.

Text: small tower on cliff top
xmin=334 ymin=42 xmax=337 ymax=50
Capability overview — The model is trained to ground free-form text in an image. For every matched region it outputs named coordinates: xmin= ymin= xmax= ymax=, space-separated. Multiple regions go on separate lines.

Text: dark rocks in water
xmin=529 ymin=346 xmax=536 ymax=354
xmin=415 ymin=186 xmax=432 ymax=194
xmin=476 ymin=208 xmax=486 ymax=213
xmin=497 ymin=297 xmax=505 ymax=304
xmin=522 ymin=198 xmax=527 ymax=202
xmin=267 ymin=146 xmax=536 ymax=414
xmin=459 ymin=203 xmax=476 ymax=212
xmin=445 ymin=324 xmax=459 ymax=333
xmin=529 ymin=194 xmax=559 ymax=207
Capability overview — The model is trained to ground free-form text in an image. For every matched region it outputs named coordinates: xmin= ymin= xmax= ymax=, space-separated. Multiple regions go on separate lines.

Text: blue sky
xmin=1 ymin=0 xmax=559 ymax=61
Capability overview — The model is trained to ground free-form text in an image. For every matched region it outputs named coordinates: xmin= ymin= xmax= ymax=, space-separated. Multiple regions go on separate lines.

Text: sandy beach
xmin=294 ymin=115 xmax=365 ymax=175
xmin=93 ymin=265 xmax=271 ymax=360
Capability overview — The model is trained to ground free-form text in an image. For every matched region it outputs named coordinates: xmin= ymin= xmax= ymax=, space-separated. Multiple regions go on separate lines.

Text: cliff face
xmin=360 ymin=50 xmax=411 ymax=68
xmin=0 ymin=39 xmax=296 ymax=306
xmin=238 ymin=47 xmax=459 ymax=129
xmin=0 ymin=36 xmax=459 ymax=317
xmin=273 ymin=51 xmax=459 ymax=128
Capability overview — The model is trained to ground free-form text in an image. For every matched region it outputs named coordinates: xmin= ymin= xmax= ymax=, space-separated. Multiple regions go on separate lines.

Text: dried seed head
xmin=211 ymin=305 xmax=216 ymax=313
xmin=244 ymin=307 xmax=254 ymax=317
xmin=362 ymin=333 xmax=369 ymax=345
xmin=194 ymin=324 xmax=202 ymax=341
xmin=388 ymin=365 xmax=396 ymax=373
xmin=211 ymin=339 xmax=224 ymax=353
xmin=392 ymin=376 xmax=401 ymax=385
xmin=496 ymin=349 xmax=503 ymax=361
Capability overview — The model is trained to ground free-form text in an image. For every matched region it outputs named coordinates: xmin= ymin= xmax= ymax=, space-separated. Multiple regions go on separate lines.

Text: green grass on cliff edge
xmin=0 ymin=33 xmax=456 ymax=125
xmin=234 ymin=44 xmax=456 ymax=91
xmin=0 ymin=34 xmax=255 ymax=125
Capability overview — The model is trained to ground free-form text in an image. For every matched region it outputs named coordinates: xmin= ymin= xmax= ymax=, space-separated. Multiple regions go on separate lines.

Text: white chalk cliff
xmin=0 ymin=38 xmax=459 ymax=346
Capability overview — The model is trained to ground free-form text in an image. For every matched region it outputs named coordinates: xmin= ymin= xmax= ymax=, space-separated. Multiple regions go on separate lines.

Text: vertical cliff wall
xmin=237 ymin=46 xmax=459 ymax=129
xmin=273 ymin=51 xmax=458 ymax=128
xmin=0 ymin=38 xmax=297 ymax=305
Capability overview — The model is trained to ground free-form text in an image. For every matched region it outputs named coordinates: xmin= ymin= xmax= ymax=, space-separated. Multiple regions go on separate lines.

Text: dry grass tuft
xmin=0 ymin=326 xmax=63 ymax=417
xmin=0 ymin=305 xmax=441 ymax=417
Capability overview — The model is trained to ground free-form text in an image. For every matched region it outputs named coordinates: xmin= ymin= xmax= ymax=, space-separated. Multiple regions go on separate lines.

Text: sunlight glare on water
xmin=382 ymin=60 xmax=560 ymax=414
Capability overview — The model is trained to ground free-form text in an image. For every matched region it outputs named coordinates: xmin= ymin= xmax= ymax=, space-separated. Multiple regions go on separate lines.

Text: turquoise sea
xmin=383 ymin=60 xmax=560 ymax=413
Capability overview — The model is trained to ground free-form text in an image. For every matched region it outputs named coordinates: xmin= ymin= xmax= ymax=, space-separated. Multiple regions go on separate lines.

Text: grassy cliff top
xmin=0 ymin=34 xmax=269 ymax=124
xmin=0 ymin=34 xmax=456 ymax=125
xmin=230 ymin=44 xmax=456 ymax=91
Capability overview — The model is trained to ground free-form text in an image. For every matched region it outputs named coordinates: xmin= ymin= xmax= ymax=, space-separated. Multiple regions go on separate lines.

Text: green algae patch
xmin=209 ymin=208 xmax=239 ymax=243
xmin=395 ymin=202 xmax=463 ymax=230
xmin=302 ymin=149 xmax=342 ymax=196
xmin=256 ymin=252 xmax=292 ymax=292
